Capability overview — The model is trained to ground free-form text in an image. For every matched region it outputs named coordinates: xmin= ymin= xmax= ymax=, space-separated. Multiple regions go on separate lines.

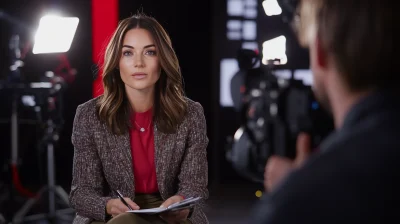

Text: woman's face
xmin=119 ymin=28 xmax=161 ymax=94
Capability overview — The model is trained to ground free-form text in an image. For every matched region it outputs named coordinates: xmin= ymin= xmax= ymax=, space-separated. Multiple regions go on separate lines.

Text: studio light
xmin=262 ymin=0 xmax=282 ymax=16
xmin=32 ymin=15 xmax=79 ymax=54
xmin=262 ymin=35 xmax=287 ymax=65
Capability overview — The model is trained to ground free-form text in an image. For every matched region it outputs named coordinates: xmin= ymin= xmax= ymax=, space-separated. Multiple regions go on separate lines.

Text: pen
xmin=115 ymin=190 xmax=133 ymax=210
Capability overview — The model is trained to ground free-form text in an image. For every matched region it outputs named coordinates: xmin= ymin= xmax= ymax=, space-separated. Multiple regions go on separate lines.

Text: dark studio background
xmin=0 ymin=0 xmax=310 ymax=223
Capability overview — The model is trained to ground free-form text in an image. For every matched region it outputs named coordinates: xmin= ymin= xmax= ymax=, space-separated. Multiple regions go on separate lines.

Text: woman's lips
xmin=132 ymin=72 xmax=147 ymax=79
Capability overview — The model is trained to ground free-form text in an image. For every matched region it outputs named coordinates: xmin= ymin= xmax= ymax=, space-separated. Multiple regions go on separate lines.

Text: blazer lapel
xmin=113 ymin=132 xmax=135 ymax=197
xmin=154 ymin=124 xmax=169 ymax=198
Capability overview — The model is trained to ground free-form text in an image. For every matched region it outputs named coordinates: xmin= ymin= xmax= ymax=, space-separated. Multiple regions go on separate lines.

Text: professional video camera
xmin=225 ymin=0 xmax=334 ymax=183
xmin=225 ymin=49 xmax=334 ymax=183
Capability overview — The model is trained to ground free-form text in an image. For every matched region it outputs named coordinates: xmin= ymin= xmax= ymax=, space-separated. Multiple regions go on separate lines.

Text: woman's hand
xmin=106 ymin=198 xmax=140 ymax=217
xmin=159 ymin=195 xmax=190 ymax=223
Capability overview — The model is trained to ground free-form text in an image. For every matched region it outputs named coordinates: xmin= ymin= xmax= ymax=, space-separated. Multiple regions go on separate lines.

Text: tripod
xmin=12 ymin=112 xmax=75 ymax=223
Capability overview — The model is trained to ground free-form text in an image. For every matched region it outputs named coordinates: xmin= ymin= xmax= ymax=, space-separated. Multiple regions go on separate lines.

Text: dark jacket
xmin=250 ymin=90 xmax=400 ymax=223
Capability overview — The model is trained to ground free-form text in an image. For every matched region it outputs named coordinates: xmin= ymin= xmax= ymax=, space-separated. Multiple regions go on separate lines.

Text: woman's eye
xmin=123 ymin=51 xmax=132 ymax=56
xmin=146 ymin=50 xmax=156 ymax=56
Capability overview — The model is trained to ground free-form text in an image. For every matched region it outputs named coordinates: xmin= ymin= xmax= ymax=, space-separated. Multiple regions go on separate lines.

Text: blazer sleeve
xmin=69 ymin=105 xmax=111 ymax=222
xmin=177 ymin=102 xmax=209 ymax=207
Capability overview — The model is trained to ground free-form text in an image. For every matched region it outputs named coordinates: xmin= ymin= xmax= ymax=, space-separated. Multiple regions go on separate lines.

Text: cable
xmin=11 ymin=164 xmax=36 ymax=198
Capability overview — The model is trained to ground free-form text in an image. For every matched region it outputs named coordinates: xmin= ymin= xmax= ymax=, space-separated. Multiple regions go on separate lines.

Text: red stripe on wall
xmin=92 ymin=0 xmax=118 ymax=97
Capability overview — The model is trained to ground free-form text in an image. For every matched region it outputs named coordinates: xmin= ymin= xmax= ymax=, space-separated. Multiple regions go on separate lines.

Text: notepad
xmin=127 ymin=196 xmax=201 ymax=214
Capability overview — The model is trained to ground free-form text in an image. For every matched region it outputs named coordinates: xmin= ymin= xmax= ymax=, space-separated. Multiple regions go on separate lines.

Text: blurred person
xmin=69 ymin=13 xmax=209 ymax=224
xmin=251 ymin=0 xmax=398 ymax=223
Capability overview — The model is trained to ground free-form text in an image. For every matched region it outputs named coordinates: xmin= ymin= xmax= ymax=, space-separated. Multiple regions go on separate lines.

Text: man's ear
xmin=316 ymin=36 xmax=328 ymax=69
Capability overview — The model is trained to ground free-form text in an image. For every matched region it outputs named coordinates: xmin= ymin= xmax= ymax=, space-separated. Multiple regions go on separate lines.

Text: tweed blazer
xmin=69 ymin=97 xmax=209 ymax=224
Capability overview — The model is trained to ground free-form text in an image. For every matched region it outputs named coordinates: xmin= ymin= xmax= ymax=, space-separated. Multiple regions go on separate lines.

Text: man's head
xmin=296 ymin=0 xmax=395 ymax=111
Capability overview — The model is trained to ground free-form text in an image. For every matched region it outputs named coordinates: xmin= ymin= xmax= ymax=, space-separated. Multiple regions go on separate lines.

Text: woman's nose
xmin=134 ymin=55 xmax=144 ymax=68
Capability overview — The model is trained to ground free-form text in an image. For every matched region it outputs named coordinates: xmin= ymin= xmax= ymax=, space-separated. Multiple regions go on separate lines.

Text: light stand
xmin=12 ymin=115 xmax=74 ymax=224
xmin=8 ymin=69 xmax=75 ymax=224
xmin=10 ymin=65 xmax=75 ymax=224
xmin=0 ymin=9 xmax=78 ymax=224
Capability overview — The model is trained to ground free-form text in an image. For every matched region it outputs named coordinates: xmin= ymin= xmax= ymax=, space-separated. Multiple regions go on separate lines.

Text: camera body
xmin=226 ymin=49 xmax=334 ymax=183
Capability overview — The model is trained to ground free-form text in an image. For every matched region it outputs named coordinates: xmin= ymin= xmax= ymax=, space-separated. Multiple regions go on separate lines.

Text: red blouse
xmin=129 ymin=108 xmax=158 ymax=193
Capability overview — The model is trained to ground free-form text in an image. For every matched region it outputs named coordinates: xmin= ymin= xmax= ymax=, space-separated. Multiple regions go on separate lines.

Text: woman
xmin=69 ymin=13 xmax=209 ymax=224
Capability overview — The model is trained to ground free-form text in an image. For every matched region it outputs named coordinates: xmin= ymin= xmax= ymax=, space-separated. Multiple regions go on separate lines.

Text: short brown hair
xmin=298 ymin=0 xmax=395 ymax=92
xmin=96 ymin=13 xmax=187 ymax=135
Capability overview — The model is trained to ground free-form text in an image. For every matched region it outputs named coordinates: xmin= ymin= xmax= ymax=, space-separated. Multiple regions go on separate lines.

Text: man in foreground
xmin=251 ymin=0 xmax=399 ymax=223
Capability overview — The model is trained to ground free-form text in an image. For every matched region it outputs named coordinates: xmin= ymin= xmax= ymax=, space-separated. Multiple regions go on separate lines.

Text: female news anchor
xmin=69 ymin=13 xmax=209 ymax=224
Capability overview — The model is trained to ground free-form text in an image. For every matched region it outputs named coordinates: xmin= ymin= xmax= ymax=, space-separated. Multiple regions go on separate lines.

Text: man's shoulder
xmin=321 ymin=112 xmax=400 ymax=161
xmin=327 ymin=92 xmax=400 ymax=154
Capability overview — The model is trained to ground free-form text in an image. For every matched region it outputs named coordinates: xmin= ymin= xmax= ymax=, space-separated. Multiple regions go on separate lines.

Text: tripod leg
xmin=47 ymin=142 xmax=56 ymax=217
xmin=12 ymin=186 xmax=47 ymax=224
xmin=11 ymin=95 xmax=18 ymax=169
xmin=55 ymin=186 xmax=70 ymax=205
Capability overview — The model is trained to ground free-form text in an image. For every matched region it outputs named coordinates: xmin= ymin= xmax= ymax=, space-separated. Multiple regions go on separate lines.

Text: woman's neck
xmin=126 ymin=86 xmax=155 ymax=113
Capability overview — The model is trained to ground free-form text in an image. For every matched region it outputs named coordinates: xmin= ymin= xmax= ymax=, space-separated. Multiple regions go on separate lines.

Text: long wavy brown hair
xmin=96 ymin=13 xmax=187 ymax=135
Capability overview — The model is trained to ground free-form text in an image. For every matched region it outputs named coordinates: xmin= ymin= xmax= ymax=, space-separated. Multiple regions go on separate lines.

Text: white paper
xmin=127 ymin=197 xmax=201 ymax=214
